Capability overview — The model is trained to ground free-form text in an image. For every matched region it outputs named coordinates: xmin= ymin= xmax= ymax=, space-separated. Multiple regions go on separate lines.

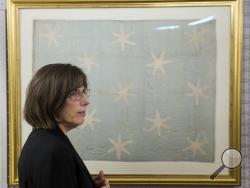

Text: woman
xmin=18 ymin=63 xmax=110 ymax=188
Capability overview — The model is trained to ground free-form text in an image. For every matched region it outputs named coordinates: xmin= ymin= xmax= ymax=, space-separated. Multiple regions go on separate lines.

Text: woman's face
xmin=58 ymin=86 xmax=89 ymax=132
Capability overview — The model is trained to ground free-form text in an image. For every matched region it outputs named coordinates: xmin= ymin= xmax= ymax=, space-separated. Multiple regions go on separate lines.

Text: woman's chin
xmin=78 ymin=119 xmax=85 ymax=126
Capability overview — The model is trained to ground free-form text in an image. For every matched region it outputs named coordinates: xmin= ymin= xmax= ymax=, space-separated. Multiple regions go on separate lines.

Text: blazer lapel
xmin=52 ymin=127 xmax=95 ymax=185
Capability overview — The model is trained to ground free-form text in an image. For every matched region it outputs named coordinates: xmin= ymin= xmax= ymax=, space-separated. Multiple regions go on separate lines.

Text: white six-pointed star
xmin=113 ymin=82 xmax=135 ymax=105
xmin=39 ymin=24 xmax=63 ymax=48
xmin=107 ymin=134 xmax=133 ymax=160
xmin=186 ymin=80 xmax=209 ymax=106
xmin=146 ymin=51 xmax=172 ymax=75
xmin=185 ymin=27 xmax=206 ymax=51
xmin=112 ymin=24 xmax=136 ymax=51
xmin=81 ymin=109 xmax=101 ymax=130
xmin=78 ymin=50 xmax=98 ymax=73
xmin=182 ymin=134 xmax=208 ymax=158
xmin=144 ymin=110 xmax=171 ymax=136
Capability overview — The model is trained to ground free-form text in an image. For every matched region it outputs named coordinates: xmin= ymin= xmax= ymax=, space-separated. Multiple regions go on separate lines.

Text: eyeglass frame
xmin=68 ymin=89 xmax=90 ymax=101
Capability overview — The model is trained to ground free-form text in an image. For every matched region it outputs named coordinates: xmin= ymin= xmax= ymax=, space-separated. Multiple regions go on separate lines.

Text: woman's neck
xmin=58 ymin=124 xmax=70 ymax=135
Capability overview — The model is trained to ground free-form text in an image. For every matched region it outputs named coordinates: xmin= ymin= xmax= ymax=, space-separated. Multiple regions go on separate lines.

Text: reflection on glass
xmin=156 ymin=25 xmax=180 ymax=30
xmin=188 ymin=16 xmax=215 ymax=26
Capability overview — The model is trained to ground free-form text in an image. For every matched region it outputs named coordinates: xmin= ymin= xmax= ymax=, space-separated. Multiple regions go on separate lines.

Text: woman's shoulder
xmin=22 ymin=128 xmax=72 ymax=155
xmin=18 ymin=129 xmax=75 ymax=174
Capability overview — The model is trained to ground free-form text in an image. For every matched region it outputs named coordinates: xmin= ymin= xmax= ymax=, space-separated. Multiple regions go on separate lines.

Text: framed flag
xmin=7 ymin=0 xmax=242 ymax=185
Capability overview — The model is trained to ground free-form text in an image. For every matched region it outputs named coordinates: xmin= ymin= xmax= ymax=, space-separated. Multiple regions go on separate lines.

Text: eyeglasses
xmin=68 ymin=89 xmax=90 ymax=101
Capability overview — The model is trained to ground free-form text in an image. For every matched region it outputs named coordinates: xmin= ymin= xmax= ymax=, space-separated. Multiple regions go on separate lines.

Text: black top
xmin=18 ymin=127 xmax=96 ymax=188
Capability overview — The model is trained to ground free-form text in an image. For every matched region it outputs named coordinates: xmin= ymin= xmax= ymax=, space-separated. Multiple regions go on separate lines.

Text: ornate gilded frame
xmin=7 ymin=0 xmax=242 ymax=185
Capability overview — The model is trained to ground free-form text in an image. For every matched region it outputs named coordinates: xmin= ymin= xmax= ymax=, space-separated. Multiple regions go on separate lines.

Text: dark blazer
xmin=18 ymin=127 xmax=96 ymax=188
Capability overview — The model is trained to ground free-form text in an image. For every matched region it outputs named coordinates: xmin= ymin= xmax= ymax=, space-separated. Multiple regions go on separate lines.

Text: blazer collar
xmin=51 ymin=126 xmax=94 ymax=181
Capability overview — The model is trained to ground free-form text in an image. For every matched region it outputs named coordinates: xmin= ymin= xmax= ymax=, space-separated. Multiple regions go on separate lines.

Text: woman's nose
xmin=80 ymin=95 xmax=89 ymax=106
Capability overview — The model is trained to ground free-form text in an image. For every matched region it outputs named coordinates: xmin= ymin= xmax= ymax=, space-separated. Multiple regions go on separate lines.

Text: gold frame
xmin=7 ymin=0 xmax=242 ymax=186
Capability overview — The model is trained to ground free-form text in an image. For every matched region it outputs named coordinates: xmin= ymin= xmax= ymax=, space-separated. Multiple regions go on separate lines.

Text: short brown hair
xmin=24 ymin=63 xmax=88 ymax=129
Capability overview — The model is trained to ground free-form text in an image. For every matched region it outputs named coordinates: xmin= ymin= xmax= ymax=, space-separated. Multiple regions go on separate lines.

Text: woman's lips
xmin=78 ymin=111 xmax=86 ymax=116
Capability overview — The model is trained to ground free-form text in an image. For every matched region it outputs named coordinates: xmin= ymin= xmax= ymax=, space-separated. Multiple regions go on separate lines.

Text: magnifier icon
xmin=210 ymin=148 xmax=242 ymax=180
